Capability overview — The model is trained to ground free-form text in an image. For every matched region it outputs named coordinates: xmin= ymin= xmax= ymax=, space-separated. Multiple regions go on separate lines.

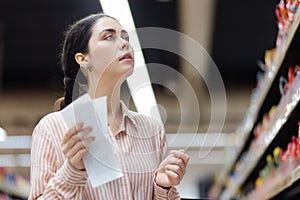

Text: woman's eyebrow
xmin=121 ymin=30 xmax=128 ymax=35
xmin=99 ymin=29 xmax=128 ymax=35
xmin=99 ymin=28 xmax=116 ymax=35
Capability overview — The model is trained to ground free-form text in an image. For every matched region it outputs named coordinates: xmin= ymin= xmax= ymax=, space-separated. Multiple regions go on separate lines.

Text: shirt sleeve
xmin=153 ymin=126 xmax=180 ymax=200
xmin=29 ymin=120 xmax=88 ymax=200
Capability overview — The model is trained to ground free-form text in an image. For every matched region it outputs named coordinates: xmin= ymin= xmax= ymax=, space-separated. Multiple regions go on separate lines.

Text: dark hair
xmin=57 ymin=13 xmax=117 ymax=110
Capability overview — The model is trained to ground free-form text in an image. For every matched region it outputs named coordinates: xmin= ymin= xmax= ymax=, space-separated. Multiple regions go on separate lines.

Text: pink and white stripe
xmin=29 ymin=102 xmax=180 ymax=200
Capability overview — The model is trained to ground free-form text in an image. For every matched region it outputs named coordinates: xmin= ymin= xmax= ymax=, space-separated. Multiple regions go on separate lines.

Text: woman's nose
xmin=119 ymin=37 xmax=129 ymax=50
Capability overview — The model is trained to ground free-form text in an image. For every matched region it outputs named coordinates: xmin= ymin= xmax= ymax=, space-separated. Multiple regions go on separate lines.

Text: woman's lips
xmin=119 ymin=53 xmax=133 ymax=61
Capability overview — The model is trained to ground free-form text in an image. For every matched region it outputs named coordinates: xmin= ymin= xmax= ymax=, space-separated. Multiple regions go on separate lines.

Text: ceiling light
xmin=0 ymin=127 xmax=7 ymax=141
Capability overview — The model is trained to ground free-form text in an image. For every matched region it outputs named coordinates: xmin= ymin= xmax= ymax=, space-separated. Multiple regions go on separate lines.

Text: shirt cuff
xmin=153 ymin=178 xmax=174 ymax=198
xmin=57 ymin=160 xmax=88 ymax=186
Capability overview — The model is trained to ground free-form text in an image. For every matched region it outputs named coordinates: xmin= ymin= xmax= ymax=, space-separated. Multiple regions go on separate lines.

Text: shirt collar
xmin=117 ymin=101 xmax=137 ymax=133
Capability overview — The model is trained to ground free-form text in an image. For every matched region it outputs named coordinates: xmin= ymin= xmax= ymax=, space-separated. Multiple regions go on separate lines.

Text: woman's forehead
xmin=93 ymin=17 xmax=123 ymax=33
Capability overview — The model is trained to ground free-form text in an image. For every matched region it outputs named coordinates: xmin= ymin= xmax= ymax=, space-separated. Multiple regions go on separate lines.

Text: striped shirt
xmin=29 ymin=101 xmax=180 ymax=199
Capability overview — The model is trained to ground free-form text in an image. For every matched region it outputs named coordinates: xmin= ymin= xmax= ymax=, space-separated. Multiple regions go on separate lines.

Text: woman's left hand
xmin=155 ymin=150 xmax=189 ymax=188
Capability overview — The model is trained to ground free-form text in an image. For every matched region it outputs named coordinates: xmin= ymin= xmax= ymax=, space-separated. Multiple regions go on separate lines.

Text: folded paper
xmin=60 ymin=94 xmax=123 ymax=187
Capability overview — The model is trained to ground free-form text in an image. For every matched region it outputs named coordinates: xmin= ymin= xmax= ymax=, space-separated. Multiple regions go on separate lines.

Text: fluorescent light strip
xmin=99 ymin=0 xmax=162 ymax=123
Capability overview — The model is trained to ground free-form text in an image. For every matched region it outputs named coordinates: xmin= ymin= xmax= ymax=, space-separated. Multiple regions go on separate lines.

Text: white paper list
xmin=60 ymin=94 xmax=123 ymax=187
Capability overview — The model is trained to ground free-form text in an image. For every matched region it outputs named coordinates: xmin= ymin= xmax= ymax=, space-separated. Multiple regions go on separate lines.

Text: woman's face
xmin=86 ymin=17 xmax=134 ymax=88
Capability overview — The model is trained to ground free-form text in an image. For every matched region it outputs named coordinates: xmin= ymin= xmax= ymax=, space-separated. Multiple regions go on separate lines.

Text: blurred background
xmin=0 ymin=0 xmax=279 ymax=199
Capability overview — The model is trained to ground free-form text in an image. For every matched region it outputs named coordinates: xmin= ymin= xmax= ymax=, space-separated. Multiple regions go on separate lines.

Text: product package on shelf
xmin=229 ymin=68 xmax=300 ymax=198
xmin=219 ymin=2 xmax=300 ymax=199
xmin=0 ymin=167 xmax=30 ymax=199
xmin=245 ymin=122 xmax=300 ymax=199
xmin=276 ymin=0 xmax=300 ymax=44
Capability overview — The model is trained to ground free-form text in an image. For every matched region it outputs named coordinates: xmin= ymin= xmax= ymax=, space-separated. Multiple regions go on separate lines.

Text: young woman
xmin=29 ymin=13 xmax=189 ymax=199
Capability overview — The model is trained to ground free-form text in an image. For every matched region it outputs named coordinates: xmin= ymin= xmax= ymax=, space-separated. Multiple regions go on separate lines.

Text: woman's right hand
xmin=61 ymin=122 xmax=94 ymax=170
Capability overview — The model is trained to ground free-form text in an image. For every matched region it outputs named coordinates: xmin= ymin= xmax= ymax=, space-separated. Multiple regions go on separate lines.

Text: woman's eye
xmin=105 ymin=35 xmax=114 ymax=40
xmin=123 ymin=36 xmax=129 ymax=42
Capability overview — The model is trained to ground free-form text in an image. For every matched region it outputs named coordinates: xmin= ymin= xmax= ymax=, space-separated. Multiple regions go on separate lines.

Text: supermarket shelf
xmin=220 ymin=74 xmax=300 ymax=200
xmin=217 ymin=112 xmax=253 ymax=185
xmin=0 ymin=181 xmax=29 ymax=199
xmin=0 ymin=154 xmax=31 ymax=167
xmin=0 ymin=136 xmax=31 ymax=149
xmin=219 ymin=6 xmax=300 ymax=190
xmin=252 ymin=165 xmax=300 ymax=199
xmin=0 ymin=134 xmax=232 ymax=167
xmin=1 ymin=134 xmax=231 ymax=150
xmin=250 ymin=4 xmax=300 ymax=130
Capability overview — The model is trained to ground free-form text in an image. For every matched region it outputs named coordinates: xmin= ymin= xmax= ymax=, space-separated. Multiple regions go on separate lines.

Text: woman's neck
xmin=88 ymin=85 xmax=122 ymax=134
xmin=107 ymin=89 xmax=122 ymax=121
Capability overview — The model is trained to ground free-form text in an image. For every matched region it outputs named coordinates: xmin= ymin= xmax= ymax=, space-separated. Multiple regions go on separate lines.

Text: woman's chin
xmin=123 ymin=65 xmax=134 ymax=77
xmin=128 ymin=68 xmax=135 ymax=76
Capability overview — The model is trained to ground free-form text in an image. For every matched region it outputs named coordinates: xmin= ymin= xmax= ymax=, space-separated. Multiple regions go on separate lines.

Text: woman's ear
xmin=75 ymin=53 xmax=90 ymax=76
xmin=75 ymin=52 xmax=86 ymax=66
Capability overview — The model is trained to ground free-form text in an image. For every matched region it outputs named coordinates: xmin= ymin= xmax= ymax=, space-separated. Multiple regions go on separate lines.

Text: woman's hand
xmin=61 ymin=122 xmax=94 ymax=170
xmin=155 ymin=150 xmax=189 ymax=188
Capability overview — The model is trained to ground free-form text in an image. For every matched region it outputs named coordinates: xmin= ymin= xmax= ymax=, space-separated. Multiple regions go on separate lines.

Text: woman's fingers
xmin=62 ymin=126 xmax=92 ymax=155
xmin=65 ymin=136 xmax=95 ymax=159
xmin=61 ymin=123 xmax=94 ymax=170
xmin=69 ymin=148 xmax=89 ymax=166
xmin=164 ymin=157 xmax=186 ymax=175
xmin=155 ymin=150 xmax=190 ymax=187
xmin=62 ymin=122 xmax=84 ymax=144
xmin=165 ymin=164 xmax=184 ymax=181
xmin=166 ymin=170 xmax=181 ymax=185
xmin=171 ymin=150 xmax=190 ymax=166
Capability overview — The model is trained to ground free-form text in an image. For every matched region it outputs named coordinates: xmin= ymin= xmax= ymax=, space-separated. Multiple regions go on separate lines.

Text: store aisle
xmin=0 ymin=84 xmax=252 ymax=198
